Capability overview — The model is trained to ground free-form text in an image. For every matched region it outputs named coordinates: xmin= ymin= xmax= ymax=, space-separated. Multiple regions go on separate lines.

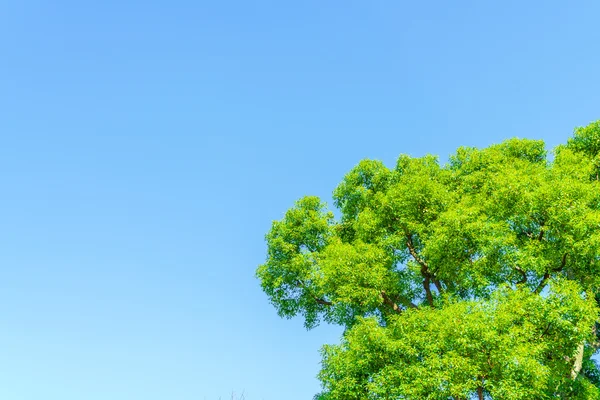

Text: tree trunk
xmin=570 ymin=342 xmax=585 ymax=380
xmin=477 ymin=386 xmax=484 ymax=400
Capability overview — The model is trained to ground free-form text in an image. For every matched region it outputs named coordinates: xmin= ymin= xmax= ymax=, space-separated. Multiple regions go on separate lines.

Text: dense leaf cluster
xmin=257 ymin=121 xmax=600 ymax=399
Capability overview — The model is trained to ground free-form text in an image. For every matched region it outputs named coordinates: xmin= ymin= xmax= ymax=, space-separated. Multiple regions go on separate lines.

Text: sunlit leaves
xmin=317 ymin=281 xmax=598 ymax=400
xmin=257 ymin=121 xmax=600 ymax=398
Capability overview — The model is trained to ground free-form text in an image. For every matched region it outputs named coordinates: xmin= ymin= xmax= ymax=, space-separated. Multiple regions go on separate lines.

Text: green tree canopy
xmin=257 ymin=121 xmax=600 ymax=399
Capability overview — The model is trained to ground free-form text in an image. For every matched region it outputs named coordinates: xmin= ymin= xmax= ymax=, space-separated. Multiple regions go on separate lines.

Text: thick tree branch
xmin=395 ymin=293 xmax=418 ymax=309
xmin=572 ymin=316 xmax=600 ymax=379
xmin=406 ymin=233 xmax=437 ymax=305
xmin=406 ymin=234 xmax=429 ymax=270
xmin=423 ymin=273 xmax=434 ymax=306
xmin=534 ymin=253 xmax=567 ymax=294
xmin=315 ymin=298 xmax=333 ymax=306
xmin=570 ymin=342 xmax=585 ymax=380
xmin=380 ymin=291 xmax=403 ymax=314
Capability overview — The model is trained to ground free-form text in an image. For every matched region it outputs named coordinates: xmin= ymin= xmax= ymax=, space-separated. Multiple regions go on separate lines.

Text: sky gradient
xmin=1 ymin=1 xmax=599 ymax=399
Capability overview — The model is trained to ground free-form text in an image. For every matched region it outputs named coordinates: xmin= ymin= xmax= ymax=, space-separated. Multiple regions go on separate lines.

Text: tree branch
xmin=539 ymin=322 xmax=552 ymax=340
xmin=296 ymin=280 xmax=332 ymax=306
xmin=315 ymin=298 xmax=333 ymax=306
xmin=423 ymin=273 xmax=434 ymax=306
xmin=395 ymin=293 xmax=418 ymax=310
xmin=406 ymin=233 xmax=436 ymax=306
xmin=570 ymin=342 xmax=585 ymax=380
xmin=380 ymin=291 xmax=403 ymax=314
xmin=406 ymin=234 xmax=429 ymax=270
xmin=534 ymin=253 xmax=567 ymax=294
xmin=515 ymin=266 xmax=527 ymax=284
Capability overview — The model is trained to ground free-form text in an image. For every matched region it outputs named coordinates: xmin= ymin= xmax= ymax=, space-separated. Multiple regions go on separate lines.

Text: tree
xmin=257 ymin=121 xmax=600 ymax=399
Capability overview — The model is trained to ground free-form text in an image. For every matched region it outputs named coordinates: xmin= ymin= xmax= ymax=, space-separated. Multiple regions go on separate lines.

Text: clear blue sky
xmin=0 ymin=1 xmax=599 ymax=399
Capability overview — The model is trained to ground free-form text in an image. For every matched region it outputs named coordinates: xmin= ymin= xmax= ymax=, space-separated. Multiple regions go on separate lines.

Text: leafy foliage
xmin=257 ymin=121 xmax=600 ymax=399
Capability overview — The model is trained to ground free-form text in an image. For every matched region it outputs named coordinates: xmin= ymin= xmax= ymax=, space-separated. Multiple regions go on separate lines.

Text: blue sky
xmin=0 ymin=1 xmax=599 ymax=399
